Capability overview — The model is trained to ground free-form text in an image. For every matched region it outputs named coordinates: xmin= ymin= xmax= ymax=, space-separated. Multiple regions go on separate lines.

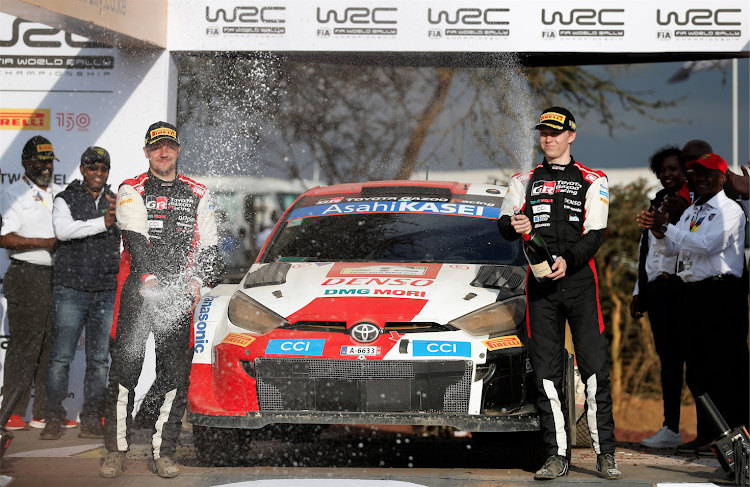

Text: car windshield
xmin=261 ymin=212 xmax=520 ymax=265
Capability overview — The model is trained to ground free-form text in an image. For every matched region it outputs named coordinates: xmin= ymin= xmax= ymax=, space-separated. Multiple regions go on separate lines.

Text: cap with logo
xmin=81 ymin=146 xmax=111 ymax=167
xmin=686 ymin=153 xmax=727 ymax=174
xmin=144 ymin=121 xmax=180 ymax=147
xmin=535 ymin=107 xmax=577 ymax=132
xmin=22 ymin=135 xmax=59 ymax=161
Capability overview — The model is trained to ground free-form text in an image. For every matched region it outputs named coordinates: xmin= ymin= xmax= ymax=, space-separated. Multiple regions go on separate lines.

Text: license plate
xmin=340 ymin=346 xmax=381 ymax=356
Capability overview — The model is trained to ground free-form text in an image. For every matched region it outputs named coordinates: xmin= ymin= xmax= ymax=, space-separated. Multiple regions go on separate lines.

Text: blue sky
xmin=572 ymin=59 xmax=749 ymax=172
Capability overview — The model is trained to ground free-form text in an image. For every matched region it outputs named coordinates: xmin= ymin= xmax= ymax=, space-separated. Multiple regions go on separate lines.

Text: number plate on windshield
xmin=340 ymin=346 xmax=381 ymax=356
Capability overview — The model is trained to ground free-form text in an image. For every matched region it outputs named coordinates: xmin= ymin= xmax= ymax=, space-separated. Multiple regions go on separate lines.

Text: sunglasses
xmin=83 ymin=162 xmax=110 ymax=172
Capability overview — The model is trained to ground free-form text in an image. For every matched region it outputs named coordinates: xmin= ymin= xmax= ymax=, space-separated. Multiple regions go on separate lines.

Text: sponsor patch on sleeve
xmin=599 ymin=197 xmax=609 ymax=205
xmin=482 ymin=335 xmax=523 ymax=351
xmin=119 ymin=198 xmax=133 ymax=206
xmin=221 ymin=333 xmax=256 ymax=348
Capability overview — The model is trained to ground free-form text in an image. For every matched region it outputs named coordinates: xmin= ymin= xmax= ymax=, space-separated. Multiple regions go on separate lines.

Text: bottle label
xmin=530 ymin=261 xmax=552 ymax=279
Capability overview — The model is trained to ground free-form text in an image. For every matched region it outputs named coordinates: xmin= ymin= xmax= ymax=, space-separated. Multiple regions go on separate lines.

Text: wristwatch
xmin=658 ymin=222 xmax=669 ymax=234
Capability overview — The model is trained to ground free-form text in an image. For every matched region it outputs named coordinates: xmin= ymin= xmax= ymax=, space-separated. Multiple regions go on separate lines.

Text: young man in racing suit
xmin=100 ymin=122 xmax=219 ymax=479
xmin=498 ymin=107 xmax=620 ymax=480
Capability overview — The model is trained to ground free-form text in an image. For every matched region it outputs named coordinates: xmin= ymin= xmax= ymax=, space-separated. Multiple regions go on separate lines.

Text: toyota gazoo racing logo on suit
xmin=186 ymin=180 xmax=560 ymax=468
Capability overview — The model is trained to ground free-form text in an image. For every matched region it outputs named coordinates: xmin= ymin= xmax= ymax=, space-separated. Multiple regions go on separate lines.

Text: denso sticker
xmin=532 ymin=205 xmax=550 ymax=214
xmin=483 ymin=335 xmax=523 ymax=351
xmin=412 ymin=341 xmax=471 ymax=357
xmin=266 ymin=339 xmax=326 ymax=356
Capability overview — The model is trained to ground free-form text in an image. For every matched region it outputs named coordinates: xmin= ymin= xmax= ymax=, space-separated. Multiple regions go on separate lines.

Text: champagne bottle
xmin=514 ymin=209 xmax=555 ymax=282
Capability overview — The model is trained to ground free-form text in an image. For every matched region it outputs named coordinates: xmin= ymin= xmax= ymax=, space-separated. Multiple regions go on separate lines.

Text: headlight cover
xmin=227 ymin=291 xmax=288 ymax=334
xmin=448 ymin=295 xmax=525 ymax=337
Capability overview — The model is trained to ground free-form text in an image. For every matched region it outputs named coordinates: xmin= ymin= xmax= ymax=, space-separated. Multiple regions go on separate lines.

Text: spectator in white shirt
xmin=0 ymin=136 xmax=62 ymax=431
xmin=637 ymin=153 xmax=749 ymax=453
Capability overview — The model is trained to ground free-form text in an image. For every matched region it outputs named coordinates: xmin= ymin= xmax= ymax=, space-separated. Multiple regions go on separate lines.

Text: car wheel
xmin=192 ymin=425 xmax=240 ymax=466
xmin=575 ymin=412 xmax=593 ymax=448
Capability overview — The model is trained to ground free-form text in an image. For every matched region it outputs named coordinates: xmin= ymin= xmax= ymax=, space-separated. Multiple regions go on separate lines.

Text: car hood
xmin=239 ymin=262 xmax=511 ymax=327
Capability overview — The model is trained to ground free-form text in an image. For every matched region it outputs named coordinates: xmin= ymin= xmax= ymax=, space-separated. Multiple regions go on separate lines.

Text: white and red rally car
xmin=188 ymin=180 xmax=576 ymax=466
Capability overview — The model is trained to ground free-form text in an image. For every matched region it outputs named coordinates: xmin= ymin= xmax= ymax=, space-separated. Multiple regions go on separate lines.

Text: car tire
xmin=575 ymin=412 xmax=593 ymax=448
xmin=192 ymin=425 xmax=240 ymax=467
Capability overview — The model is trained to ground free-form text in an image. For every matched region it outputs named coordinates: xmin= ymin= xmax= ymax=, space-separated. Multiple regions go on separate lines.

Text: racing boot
xmin=534 ymin=454 xmax=569 ymax=479
xmin=153 ymin=456 xmax=180 ymax=478
xmin=100 ymin=451 xmax=127 ymax=478
xmin=597 ymin=453 xmax=622 ymax=480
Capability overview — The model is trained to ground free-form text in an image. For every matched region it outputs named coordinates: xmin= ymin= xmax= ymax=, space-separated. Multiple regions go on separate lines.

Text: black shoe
xmin=39 ymin=421 xmax=61 ymax=440
xmin=79 ymin=422 xmax=105 ymax=439
xmin=597 ymin=453 xmax=622 ymax=480
xmin=534 ymin=455 xmax=569 ymax=479
xmin=677 ymin=437 xmax=711 ymax=454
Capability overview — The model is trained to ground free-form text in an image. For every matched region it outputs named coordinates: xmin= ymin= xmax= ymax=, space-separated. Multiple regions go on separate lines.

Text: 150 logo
xmin=56 ymin=113 xmax=90 ymax=132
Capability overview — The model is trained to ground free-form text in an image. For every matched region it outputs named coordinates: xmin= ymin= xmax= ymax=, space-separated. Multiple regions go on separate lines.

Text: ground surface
xmin=0 ymin=416 xmax=728 ymax=487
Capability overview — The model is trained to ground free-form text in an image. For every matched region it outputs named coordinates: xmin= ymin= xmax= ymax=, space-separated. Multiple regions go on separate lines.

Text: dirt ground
xmin=613 ymin=394 xmax=697 ymax=442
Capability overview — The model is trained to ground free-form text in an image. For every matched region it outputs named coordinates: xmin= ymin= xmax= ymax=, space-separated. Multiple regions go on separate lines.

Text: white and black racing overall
xmin=498 ymin=157 xmax=616 ymax=459
xmin=103 ymin=170 xmax=218 ymax=459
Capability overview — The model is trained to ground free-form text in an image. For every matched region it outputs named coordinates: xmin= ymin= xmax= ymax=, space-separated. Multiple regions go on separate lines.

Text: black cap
xmin=81 ymin=146 xmax=110 ymax=167
xmin=535 ymin=107 xmax=577 ymax=132
xmin=144 ymin=121 xmax=180 ymax=147
xmin=21 ymin=135 xmax=59 ymax=161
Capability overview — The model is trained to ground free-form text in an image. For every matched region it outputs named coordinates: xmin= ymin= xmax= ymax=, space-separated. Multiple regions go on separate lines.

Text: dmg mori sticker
xmin=483 ymin=335 xmax=523 ymax=351
xmin=221 ymin=333 xmax=256 ymax=348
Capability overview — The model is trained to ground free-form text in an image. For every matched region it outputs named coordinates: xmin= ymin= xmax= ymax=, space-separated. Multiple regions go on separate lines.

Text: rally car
xmin=188 ymin=180 xmax=577 ymax=467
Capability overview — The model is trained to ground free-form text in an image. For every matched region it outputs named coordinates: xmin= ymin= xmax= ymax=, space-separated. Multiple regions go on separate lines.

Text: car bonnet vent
xmin=244 ymin=263 xmax=292 ymax=288
xmin=361 ymin=185 xmax=452 ymax=198
xmin=471 ymin=265 xmax=524 ymax=290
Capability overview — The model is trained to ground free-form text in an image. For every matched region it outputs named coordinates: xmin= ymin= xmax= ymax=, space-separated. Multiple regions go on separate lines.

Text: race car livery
xmin=186 ymin=180 xmax=571 ymax=466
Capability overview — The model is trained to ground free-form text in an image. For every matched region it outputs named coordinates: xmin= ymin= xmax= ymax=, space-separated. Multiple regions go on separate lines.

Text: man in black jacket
xmin=498 ymin=107 xmax=619 ymax=480
xmin=100 ymin=122 xmax=219 ymax=479
xmin=41 ymin=147 xmax=120 ymax=440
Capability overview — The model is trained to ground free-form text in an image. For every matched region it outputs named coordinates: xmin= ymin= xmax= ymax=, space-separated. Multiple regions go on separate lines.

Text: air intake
xmin=243 ymin=263 xmax=292 ymax=289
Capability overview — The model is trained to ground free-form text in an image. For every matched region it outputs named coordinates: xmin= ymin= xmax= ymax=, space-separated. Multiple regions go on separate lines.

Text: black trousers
xmin=1 ymin=260 xmax=53 ymax=418
xmin=527 ymin=269 xmax=617 ymax=458
xmin=103 ymin=276 xmax=193 ymax=459
xmin=645 ymin=277 xmax=685 ymax=433
xmin=681 ymin=276 xmax=749 ymax=437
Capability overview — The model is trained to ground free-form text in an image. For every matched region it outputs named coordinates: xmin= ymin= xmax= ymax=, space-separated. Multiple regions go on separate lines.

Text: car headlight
xmin=227 ymin=291 xmax=288 ymax=334
xmin=448 ymin=295 xmax=525 ymax=337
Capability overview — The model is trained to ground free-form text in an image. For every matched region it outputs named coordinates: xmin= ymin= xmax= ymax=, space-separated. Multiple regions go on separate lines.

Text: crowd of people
xmin=0 ymin=123 xmax=220 ymax=479
xmin=0 ymin=110 xmax=747 ymax=482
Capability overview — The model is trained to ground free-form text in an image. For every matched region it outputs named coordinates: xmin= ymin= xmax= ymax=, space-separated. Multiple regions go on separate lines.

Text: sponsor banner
xmin=286 ymin=200 xmax=500 ymax=221
xmin=326 ymin=262 xmax=441 ymax=279
xmin=168 ymin=0 xmax=748 ymax=53
xmin=483 ymin=335 xmax=523 ymax=351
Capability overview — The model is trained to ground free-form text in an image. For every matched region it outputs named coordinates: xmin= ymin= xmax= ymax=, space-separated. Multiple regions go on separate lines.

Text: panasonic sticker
xmin=286 ymin=201 xmax=501 ymax=220
xmin=412 ymin=340 xmax=471 ymax=357
xmin=266 ymin=339 xmax=326 ymax=356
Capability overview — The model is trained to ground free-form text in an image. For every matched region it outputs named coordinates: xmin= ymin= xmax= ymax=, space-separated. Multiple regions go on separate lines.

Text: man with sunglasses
xmin=39 ymin=146 xmax=120 ymax=440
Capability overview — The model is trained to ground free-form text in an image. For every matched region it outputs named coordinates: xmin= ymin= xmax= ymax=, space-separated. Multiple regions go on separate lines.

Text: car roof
xmin=301 ymin=180 xmax=504 ymax=197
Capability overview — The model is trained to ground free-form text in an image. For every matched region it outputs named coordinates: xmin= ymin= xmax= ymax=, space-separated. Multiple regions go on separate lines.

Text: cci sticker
xmin=412 ymin=341 xmax=471 ymax=357
xmin=221 ymin=333 xmax=256 ymax=348
xmin=266 ymin=339 xmax=326 ymax=356
xmin=482 ymin=335 xmax=523 ymax=351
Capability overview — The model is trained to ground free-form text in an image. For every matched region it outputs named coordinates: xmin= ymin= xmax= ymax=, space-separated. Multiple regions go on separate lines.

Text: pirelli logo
xmin=540 ymin=112 xmax=565 ymax=124
xmin=221 ymin=333 xmax=256 ymax=348
xmin=150 ymin=128 xmax=176 ymax=139
xmin=118 ymin=198 xmax=133 ymax=206
xmin=0 ymin=109 xmax=51 ymax=130
xmin=482 ymin=335 xmax=523 ymax=351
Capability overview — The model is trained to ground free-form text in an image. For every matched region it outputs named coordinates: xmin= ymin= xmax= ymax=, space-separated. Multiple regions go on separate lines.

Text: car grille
xmin=255 ymin=358 xmax=472 ymax=413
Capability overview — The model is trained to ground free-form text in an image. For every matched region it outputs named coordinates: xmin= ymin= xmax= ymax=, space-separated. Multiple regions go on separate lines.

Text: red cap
xmin=687 ymin=153 xmax=727 ymax=174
